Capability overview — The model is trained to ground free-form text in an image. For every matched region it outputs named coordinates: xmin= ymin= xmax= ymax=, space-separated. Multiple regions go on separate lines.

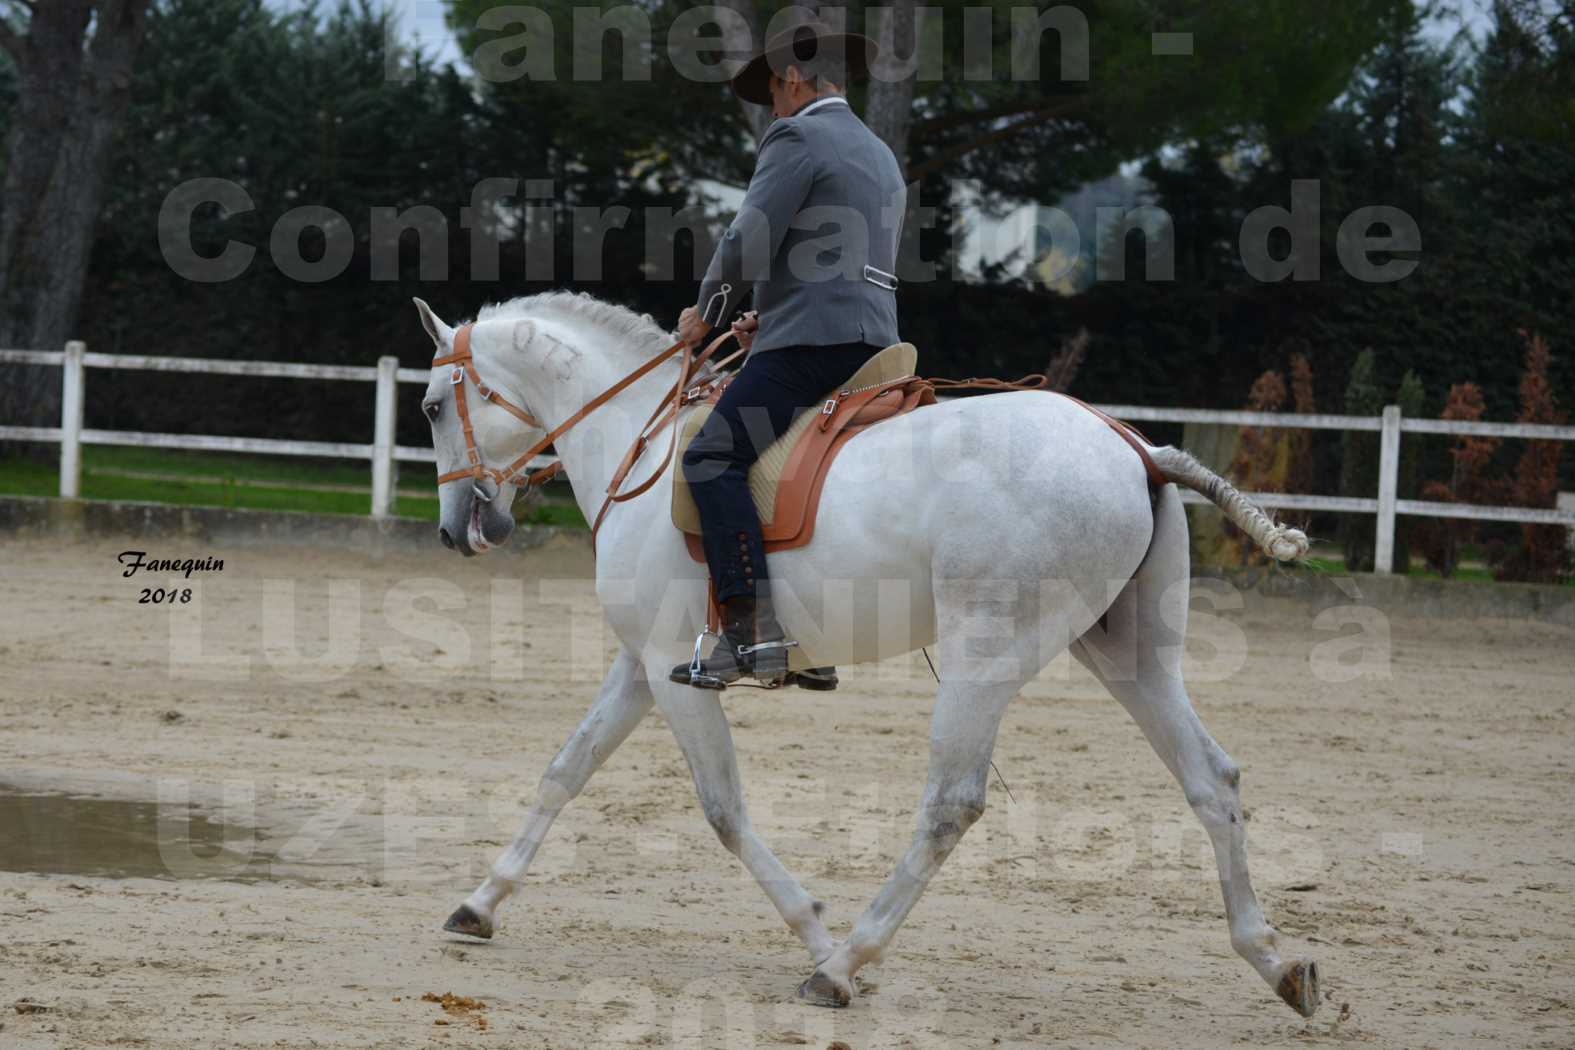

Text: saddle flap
xmin=671 ymin=342 xmax=920 ymax=536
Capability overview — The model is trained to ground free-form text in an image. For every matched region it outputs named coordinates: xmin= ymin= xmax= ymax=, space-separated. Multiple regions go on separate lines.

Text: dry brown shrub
xmin=1416 ymin=382 xmax=1515 ymax=576
xmin=1045 ymin=328 xmax=1089 ymax=393
xmin=1492 ymin=332 xmax=1570 ymax=582
xmin=1225 ymin=364 xmax=1314 ymax=565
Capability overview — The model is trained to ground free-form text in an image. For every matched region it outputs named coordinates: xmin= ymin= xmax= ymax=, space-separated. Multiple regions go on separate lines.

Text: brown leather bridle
xmin=430 ymin=322 xmax=741 ymax=547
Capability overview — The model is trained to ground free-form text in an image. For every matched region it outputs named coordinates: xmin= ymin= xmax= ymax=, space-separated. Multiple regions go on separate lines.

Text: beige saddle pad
xmin=672 ymin=342 xmax=918 ymax=534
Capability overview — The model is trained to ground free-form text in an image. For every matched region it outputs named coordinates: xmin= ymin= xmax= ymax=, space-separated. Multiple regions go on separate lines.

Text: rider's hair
xmin=780 ymin=44 xmax=846 ymax=94
xmin=795 ymin=59 xmax=843 ymax=91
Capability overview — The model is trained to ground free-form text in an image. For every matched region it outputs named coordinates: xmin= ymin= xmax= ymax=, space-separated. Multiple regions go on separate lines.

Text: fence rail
xmin=3 ymin=344 xmax=1573 ymax=572
xmin=0 ymin=344 xmax=553 ymax=518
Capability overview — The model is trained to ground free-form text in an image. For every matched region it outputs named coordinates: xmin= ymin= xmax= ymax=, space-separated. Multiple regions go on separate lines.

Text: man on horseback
xmin=669 ymin=16 xmax=906 ymax=690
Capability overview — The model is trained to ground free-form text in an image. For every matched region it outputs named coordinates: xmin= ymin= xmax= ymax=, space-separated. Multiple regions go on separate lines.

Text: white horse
xmin=413 ymin=292 xmax=1322 ymax=1018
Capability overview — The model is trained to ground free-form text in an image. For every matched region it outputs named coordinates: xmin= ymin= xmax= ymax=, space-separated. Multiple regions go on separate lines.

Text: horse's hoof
xmin=1275 ymin=960 xmax=1320 ymax=1018
xmin=796 ymin=967 xmax=852 ymax=1008
xmin=443 ymin=903 xmax=494 ymax=940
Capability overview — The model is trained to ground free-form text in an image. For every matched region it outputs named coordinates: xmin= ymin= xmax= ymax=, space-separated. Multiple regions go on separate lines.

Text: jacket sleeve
xmin=695 ymin=120 xmax=814 ymax=326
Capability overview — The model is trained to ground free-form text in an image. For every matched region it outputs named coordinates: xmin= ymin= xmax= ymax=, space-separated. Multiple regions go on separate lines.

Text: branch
xmin=913 ymin=98 xmax=1084 ymax=139
xmin=907 ymin=102 xmax=1081 ymax=180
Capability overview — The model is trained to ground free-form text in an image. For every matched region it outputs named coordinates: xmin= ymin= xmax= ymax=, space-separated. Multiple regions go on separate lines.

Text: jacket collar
xmin=789 ymin=94 xmax=850 ymax=118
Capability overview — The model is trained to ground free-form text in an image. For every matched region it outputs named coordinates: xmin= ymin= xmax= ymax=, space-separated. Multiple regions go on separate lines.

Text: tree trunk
xmin=0 ymin=0 xmax=152 ymax=429
xmin=715 ymin=0 xmax=771 ymax=142
xmin=862 ymin=0 xmax=916 ymax=175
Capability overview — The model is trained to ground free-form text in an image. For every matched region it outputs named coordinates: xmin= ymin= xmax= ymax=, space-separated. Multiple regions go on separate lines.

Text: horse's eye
xmin=423 ymin=401 xmax=440 ymax=423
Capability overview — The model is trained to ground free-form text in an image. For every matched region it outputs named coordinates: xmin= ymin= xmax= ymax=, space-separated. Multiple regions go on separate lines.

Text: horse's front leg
xmin=444 ymin=647 xmax=654 ymax=939
xmin=648 ymin=673 xmax=838 ymax=966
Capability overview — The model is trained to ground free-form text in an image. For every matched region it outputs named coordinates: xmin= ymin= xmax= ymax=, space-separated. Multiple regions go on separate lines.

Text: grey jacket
xmin=696 ymin=96 xmax=906 ymax=355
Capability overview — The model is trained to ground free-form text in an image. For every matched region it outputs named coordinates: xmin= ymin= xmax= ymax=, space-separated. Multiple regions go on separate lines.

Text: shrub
xmin=1492 ymin=332 xmax=1570 ymax=583
xmin=1416 ymin=382 xmax=1503 ymax=577
xmin=1045 ymin=328 xmax=1089 ymax=393
xmin=1225 ymin=368 xmax=1293 ymax=565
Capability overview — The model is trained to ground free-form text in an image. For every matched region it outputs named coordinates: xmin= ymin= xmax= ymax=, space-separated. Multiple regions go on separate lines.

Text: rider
xmin=670 ymin=15 xmax=906 ymax=689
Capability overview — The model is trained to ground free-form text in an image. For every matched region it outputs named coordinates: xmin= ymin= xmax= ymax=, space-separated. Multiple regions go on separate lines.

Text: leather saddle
xmin=671 ymin=343 xmax=934 ymax=560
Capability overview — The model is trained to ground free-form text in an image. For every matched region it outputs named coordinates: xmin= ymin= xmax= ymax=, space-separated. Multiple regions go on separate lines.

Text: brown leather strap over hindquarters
xmin=1058 ymin=393 xmax=1167 ymax=488
xmin=930 ymin=376 xmax=1168 ymax=488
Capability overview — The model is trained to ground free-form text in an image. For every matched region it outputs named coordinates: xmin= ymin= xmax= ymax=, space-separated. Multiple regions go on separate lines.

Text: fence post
xmin=59 ymin=341 xmax=86 ymax=498
xmin=371 ymin=356 xmax=399 ymax=519
xmin=1373 ymin=403 xmax=1402 ymax=574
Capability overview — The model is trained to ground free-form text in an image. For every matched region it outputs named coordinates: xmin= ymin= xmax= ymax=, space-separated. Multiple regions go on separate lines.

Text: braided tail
xmin=1148 ymin=446 xmax=1310 ymax=563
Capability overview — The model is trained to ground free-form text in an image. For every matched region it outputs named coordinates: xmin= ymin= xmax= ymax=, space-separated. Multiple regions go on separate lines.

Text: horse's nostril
xmin=439 ymin=528 xmax=455 ymax=550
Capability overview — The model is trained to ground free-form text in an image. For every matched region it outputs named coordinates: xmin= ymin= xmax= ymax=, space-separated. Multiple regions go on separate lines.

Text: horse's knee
xmin=701 ymin=799 xmax=745 ymax=855
xmin=923 ymin=793 xmax=986 ymax=856
xmin=536 ymin=766 xmax=579 ymax=810
xmin=1186 ymin=757 xmax=1244 ymax=829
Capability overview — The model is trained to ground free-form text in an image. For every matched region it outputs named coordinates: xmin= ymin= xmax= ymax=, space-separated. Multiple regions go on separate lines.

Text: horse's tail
xmin=1147 ymin=445 xmax=1310 ymax=563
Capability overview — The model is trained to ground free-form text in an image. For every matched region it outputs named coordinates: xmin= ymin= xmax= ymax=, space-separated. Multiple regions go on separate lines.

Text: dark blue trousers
xmin=682 ymin=341 xmax=879 ymax=603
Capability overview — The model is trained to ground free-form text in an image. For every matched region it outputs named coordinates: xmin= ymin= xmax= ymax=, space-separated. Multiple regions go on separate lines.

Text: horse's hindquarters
xmin=764 ymin=393 xmax=1158 ymax=671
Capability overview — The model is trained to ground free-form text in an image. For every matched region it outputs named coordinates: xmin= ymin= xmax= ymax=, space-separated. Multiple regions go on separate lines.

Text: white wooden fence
xmin=3 ymin=344 xmax=1573 ymax=574
xmin=0 ymin=343 xmax=550 ymax=520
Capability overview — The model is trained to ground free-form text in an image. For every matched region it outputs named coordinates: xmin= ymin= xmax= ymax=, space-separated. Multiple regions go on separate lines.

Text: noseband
xmin=431 ymin=323 xmax=564 ymax=495
xmin=431 ymin=322 xmax=739 ymax=543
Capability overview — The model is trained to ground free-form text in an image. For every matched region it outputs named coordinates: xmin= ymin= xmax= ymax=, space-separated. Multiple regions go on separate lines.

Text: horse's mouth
xmin=467 ymin=499 xmax=493 ymax=554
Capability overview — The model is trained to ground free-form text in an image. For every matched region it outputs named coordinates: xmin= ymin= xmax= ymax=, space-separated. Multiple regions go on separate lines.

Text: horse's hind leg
xmin=798 ymin=568 xmax=1091 ymax=1008
xmin=445 ymin=646 xmax=654 ymax=939
xmin=797 ymin=670 xmax=1026 ymax=1007
xmin=1071 ymin=487 xmax=1320 ymax=1017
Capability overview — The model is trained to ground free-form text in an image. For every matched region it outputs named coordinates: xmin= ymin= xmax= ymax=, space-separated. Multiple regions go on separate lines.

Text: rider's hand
xmin=730 ymin=311 xmax=759 ymax=353
xmin=677 ymin=306 xmax=710 ymax=349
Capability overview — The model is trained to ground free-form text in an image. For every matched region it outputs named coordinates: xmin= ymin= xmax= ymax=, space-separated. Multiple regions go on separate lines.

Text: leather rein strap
xmin=433 ymin=325 xmax=1164 ymax=554
xmin=432 ymin=323 xmax=739 ymax=550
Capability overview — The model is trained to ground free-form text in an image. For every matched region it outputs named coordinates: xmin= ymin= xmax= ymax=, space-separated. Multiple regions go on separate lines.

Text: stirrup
xmin=669 ymin=629 xmax=800 ymax=691
xmin=673 ymin=627 xmax=730 ymax=690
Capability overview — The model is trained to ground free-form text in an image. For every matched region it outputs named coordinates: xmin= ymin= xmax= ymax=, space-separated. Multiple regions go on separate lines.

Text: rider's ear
xmin=413 ymin=297 xmax=455 ymax=352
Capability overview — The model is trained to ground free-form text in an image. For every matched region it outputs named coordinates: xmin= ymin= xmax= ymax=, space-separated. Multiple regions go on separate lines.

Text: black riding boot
xmin=671 ymin=596 xmax=797 ymax=689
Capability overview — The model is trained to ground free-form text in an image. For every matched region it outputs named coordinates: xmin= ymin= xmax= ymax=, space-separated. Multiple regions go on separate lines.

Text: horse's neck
xmin=515 ymin=318 xmax=680 ymax=523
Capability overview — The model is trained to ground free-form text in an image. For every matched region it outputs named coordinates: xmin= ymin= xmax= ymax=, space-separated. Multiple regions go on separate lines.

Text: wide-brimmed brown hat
xmin=729 ymin=16 xmax=879 ymax=106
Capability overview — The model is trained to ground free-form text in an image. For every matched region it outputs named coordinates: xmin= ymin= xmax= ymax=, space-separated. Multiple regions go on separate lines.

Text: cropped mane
xmin=476 ymin=292 xmax=674 ymax=354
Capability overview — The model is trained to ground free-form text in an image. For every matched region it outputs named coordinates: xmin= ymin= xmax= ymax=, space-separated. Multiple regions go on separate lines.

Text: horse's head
xmin=414 ymin=298 xmax=547 ymax=556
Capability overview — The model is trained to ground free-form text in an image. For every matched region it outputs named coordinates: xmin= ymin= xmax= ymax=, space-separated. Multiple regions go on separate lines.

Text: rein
xmin=434 ymin=321 xmax=1163 ymax=551
xmin=433 ymin=323 xmax=740 ymax=549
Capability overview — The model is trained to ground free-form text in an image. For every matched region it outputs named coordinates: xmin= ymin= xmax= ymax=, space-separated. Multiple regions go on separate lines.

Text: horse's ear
xmin=413 ymin=297 xmax=454 ymax=352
